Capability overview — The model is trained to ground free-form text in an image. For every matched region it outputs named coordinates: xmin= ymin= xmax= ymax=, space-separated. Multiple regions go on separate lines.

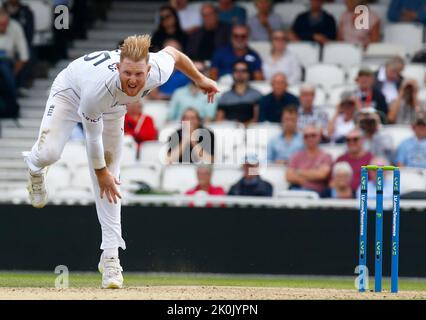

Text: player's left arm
xmin=162 ymin=46 xmax=219 ymax=103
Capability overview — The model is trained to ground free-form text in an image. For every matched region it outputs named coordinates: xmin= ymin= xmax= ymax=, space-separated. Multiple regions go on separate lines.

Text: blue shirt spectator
xmin=258 ymin=73 xmax=299 ymax=123
xmin=158 ymin=70 xmax=190 ymax=98
xmin=247 ymin=0 xmax=283 ymax=41
xmin=218 ymin=0 xmax=247 ymax=25
xmin=388 ymin=0 xmax=426 ymax=24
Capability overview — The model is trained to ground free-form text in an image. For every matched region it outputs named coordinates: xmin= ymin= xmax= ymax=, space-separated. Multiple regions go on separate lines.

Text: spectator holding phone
xmin=387 ymin=79 xmax=423 ymax=125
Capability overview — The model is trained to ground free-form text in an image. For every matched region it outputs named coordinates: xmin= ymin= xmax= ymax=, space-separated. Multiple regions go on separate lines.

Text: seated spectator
xmin=228 ymin=154 xmax=273 ymax=197
xmin=262 ymin=30 xmax=302 ymax=84
xmin=328 ymin=90 xmax=358 ymax=143
xmin=151 ymin=5 xmax=188 ymax=52
xmin=168 ymin=61 xmax=217 ymax=122
xmin=355 ymin=68 xmax=388 ymax=123
xmin=290 ymin=0 xmax=337 ymax=45
xmin=248 ymin=0 xmax=283 ymax=41
xmin=287 ymin=125 xmax=333 ymax=195
xmin=267 ymin=106 xmax=304 ymax=165
xmin=388 ymin=0 xmax=426 ymax=24
xmin=356 ymin=107 xmax=394 ymax=163
xmin=297 ymin=84 xmax=329 ymax=141
xmin=170 ymin=0 xmax=202 ymax=34
xmin=149 ymin=39 xmax=191 ymax=100
xmin=322 ymin=161 xmax=355 ymax=199
xmin=167 ymin=108 xmax=214 ymax=164
xmin=356 ymin=156 xmax=394 ymax=201
xmin=258 ymin=73 xmax=299 ymax=123
xmin=186 ymin=164 xmax=226 ymax=207
xmin=388 ymin=79 xmax=423 ymax=125
xmin=210 ymin=24 xmax=263 ymax=81
xmin=374 ymin=56 xmax=405 ymax=105
xmin=0 ymin=8 xmax=28 ymax=118
xmin=338 ymin=0 xmax=380 ymax=48
xmin=335 ymin=129 xmax=374 ymax=192
xmin=395 ymin=111 xmax=426 ymax=168
xmin=218 ymin=0 xmax=247 ymax=25
xmin=216 ymin=60 xmax=262 ymax=126
xmin=186 ymin=3 xmax=231 ymax=61
xmin=124 ymin=100 xmax=158 ymax=155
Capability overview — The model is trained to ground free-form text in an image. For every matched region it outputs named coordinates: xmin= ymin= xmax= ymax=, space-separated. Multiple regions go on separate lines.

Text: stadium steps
xmin=0 ymin=169 xmax=27 ymax=181
xmin=1 ymin=127 xmax=39 ymax=139
xmin=1 ymin=118 xmax=42 ymax=129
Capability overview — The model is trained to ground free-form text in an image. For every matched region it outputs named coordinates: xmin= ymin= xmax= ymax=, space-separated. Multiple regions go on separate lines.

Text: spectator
xmin=186 ymin=164 xmax=226 ymax=207
xmin=328 ymin=90 xmax=358 ymax=143
xmin=167 ymin=108 xmax=215 ymax=164
xmin=338 ymin=0 xmax=380 ymax=48
xmin=168 ymin=61 xmax=218 ymax=122
xmin=356 ymin=156 xmax=394 ymax=201
xmin=388 ymin=0 xmax=426 ymax=24
xmin=151 ymin=5 xmax=187 ymax=52
xmin=374 ymin=56 xmax=405 ymax=105
xmin=297 ymin=84 xmax=329 ymax=141
xmin=395 ymin=111 xmax=426 ymax=168
xmin=149 ymin=39 xmax=191 ymax=100
xmin=186 ymin=3 xmax=231 ymax=61
xmin=0 ymin=8 xmax=28 ymax=118
xmin=258 ymin=73 xmax=299 ymax=123
xmin=262 ymin=29 xmax=302 ymax=84
xmin=290 ymin=0 xmax=337 ymax=45
xmin=356 ymin=107 xmax=394 ymax=163
xmin=388 ymin=79 xmax=423 ymax=125
xmin=218 ymin=0 xmax=247 ymax=25
xmin=287 ymin=125 xmax=333 ymax=194
xmin=335 ymin=129 xmax=374 ymax=192
xmin=355 ymin=68 xmax=388 ymax=123
xmin=124 ymin=100 xmax=158 ymax=156
xmin=322 ymin=161 xmax=355 ymax=199
xmin=228 ymin=154 xmax=273 ymax=197
xmin=267 ymin=106 xmax=304 ymax=165
xmin=216 ymin=60 xmax=262 ymax=126
xmin=248 ymin=0 xmax=283 ymax=41
xmin=170 ymin=0 xmax=202 ymax=34
xmin=210 ymin=24 xmax=263 ymax=81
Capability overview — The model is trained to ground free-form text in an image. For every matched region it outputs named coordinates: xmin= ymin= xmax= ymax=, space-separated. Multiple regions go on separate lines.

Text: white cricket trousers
xmin=24 ymin=89 xmax=126 ymax=252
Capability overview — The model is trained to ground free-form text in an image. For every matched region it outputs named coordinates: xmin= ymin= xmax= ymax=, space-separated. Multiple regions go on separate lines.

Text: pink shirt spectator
xmin=289 ymin=150 xmax=333 ymax=193
xmin=339 ymin=10 xmax=380 ymax=47
xmin=335 ymin=152 xmax=374 ymax=192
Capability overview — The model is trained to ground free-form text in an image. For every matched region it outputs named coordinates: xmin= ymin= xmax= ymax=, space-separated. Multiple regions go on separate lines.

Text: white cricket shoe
xmin=26 ymin=168 xmax=48 ymax=209
xmin=98 ymin=256 xmax=124 ymax=289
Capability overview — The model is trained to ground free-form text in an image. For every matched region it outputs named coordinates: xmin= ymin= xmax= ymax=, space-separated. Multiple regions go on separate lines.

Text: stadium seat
xmin=161 ymin=165 xmax=197 ymax=193
xmin=158 ymin=122 xmax=181 ymax=142
xmin=71 ymin=164 xmax=93 ymax=189
xmin=211 ymin=165 xmax=243 ymax=193
xmin=274 ymin=3 xmax=307 ymax=27
xmin=121 ymin=143 xmax=138 ymax=166
xmin=364 ymin=43 xmax=407 ymax=64
xmin=322 ymin=42 xmax=363 ymax=69
xmin=139 ymin=140 xmax=168 ymax=164
xmin=417 ymin=88 xmax=426 ymax=105
xmin=249 ymin=41 xmax=271 ymax=63
xmin=120 ymin=163 xmax=161 ymax=190
xmin=399 ymin=167 xmax=426 ymax=195
xmin=57 ymin=141 xmax=87 ymax=172
xmin=54 ymin=186 xmax=93 ymax=205
xmin=46 ymin=164 xmax=71 ymax=195
xmin=305 ymin=64 xmax=345 ymax=91
xmin=250 ymin=81 xmax=272 ymax=95
xmin=320 ymin=143 xmax=347 ymax=161
xmin=402 ymin=64 xmax=426 ymax=88
xmin=217 ymin=74 xmax=233 ymax=86
xmin=143 ymin=100 xmax=169 ymax=129
xmin=247 ymin=122 xmax=281 ymax=150
xmin=287 ymin=42 xmax=321 ymax=69
xmin=276 ymin=190 xmax=320 ymax=200
xmin=381 ymin=125 xmax=413 ymax=149
xmin=237 ymin=1 xmax=256 ymax=17
xmin=259 ymin=164 xmax=288 ymax=195
xmin=323 ymin=3 xmax=346 ymax=23
xmin=287 ymin=84 xmax=327 ymax=106
xmin=384 ymin=23 xmax=424 ymax=56
xmin=327 ymin=84 xmax=358 ymax=107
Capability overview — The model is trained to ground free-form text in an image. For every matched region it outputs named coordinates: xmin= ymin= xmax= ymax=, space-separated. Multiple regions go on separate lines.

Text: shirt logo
xmin=82 ymin=112 xmax=101 ymax=123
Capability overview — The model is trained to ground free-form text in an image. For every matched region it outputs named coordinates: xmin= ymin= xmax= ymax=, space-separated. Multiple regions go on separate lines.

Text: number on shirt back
xmin=84 ymin=51 xmax=111 ymax=66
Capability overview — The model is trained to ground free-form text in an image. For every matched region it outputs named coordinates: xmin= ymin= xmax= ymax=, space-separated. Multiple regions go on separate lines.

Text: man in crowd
xmin=286 ymin=125 xmax=333 ymax=195
xmin=322 ymin=161 xmax=355 ymax=199
xmin=210 ymin=24 xmax=263 ymax=80
xmin=374 ymin=56 xmax=405 ymax=105
xmin=218 ymin=0 xmax=247 ymax=25
xmin=267 ymin=106 xmax=303 ymax=165
xmin=258 ymin=73 xmax=299 ymax=123
xmin=248 ymin=0 xmax=283 ymax=41
xmin=388 ymin=0 xmax=426 ymax=24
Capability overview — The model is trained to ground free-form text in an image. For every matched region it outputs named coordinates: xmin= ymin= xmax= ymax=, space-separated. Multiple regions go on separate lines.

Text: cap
xmin=414 ymin=111 xmax=426 ymax=125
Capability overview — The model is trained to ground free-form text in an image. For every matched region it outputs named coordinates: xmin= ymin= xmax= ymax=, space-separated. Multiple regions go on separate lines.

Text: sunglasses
xmin=304 ymin=133 xmax=318 ymax=139
xmin=346 ymin=137 xmax=361 ymax=143
xmin=272 ymin=36 xmax=287 ymax=41
xmin=233 ymin=34 xmax=248 ymax=39
xmin=233 ymin=68 xmax=248 ymax=73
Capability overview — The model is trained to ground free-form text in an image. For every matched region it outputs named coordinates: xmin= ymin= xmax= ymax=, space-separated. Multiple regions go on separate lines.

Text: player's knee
xmin=38 ymin=146 xmax=62 ymax=166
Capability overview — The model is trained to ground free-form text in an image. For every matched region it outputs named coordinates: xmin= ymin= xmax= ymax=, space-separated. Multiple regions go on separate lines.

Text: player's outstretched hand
xmin=196 ymin=76 xmax=219 ymax=103
xmin=95 ymin=167 xmax=122 ymax=204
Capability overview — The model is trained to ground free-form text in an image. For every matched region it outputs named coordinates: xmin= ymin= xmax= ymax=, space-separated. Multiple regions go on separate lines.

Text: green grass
xmin=1 ymin=272 xmax=426 ymax=291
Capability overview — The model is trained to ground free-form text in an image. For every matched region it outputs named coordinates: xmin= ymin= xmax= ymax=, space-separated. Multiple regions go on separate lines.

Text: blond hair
xmin=120 ymin=35 xmax=151 ymax=63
